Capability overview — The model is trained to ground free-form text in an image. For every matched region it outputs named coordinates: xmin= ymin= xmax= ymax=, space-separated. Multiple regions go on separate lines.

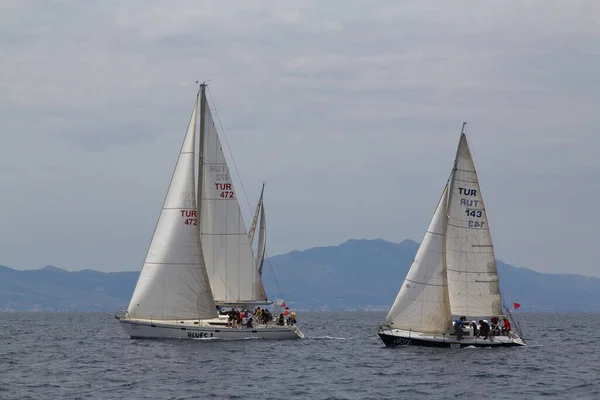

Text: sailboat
xmin=116 ymin=83 xmax=303 ymax=340
xmin=377 ymin=123 xmax=525 ymax=348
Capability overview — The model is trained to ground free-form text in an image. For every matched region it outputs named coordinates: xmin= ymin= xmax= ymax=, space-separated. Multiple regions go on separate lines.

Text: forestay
xmin=128 ymin=98 xmax=217 ymax=321
xmin=384 ymin=185 xmax=452 ymax=333
xmin=200 ymin=96 xmax=266 ymax=302
xmin=445 ymin=134 xmax=502 ymax=317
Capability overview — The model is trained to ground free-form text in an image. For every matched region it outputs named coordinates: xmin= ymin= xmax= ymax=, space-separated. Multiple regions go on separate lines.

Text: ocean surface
xmin=1 ymin=311 xmax=599 ymax=399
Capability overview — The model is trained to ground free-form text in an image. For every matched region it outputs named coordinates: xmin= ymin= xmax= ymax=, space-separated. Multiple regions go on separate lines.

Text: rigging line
xmin=205 ymin=86 xmax=253 ymax=217
xmin=265 ymin=251 xmax=283 ymax=300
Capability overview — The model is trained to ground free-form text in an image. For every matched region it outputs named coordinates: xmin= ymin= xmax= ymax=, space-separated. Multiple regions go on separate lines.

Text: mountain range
xmin=1 ymin=239 xmax=599 ymax=312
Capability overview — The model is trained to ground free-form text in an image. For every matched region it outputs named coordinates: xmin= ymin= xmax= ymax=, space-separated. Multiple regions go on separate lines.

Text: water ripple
xmin=1 ymin=312 xmax=599 ymax=399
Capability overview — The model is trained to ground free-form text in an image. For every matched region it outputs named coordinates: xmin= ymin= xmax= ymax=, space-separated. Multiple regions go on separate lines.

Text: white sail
xmin=247 ymin=185 xmax=264 ymax=245
xmin=256 ymin=197 xmax=267 ymax=277
xmin=384 ymin=185 xmax=452 ymax=333
xmin=445 ymin=133 xmax=502 ymax=317
xmin=127 ymin=97 xmax=217 ymax=321
xmin=199 ymin=94 xmax=263 ymax=302
xmin=254 ymin=195 xmax=268 ymax=300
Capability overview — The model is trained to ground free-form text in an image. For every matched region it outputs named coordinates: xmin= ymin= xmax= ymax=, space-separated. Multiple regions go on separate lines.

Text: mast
xmin=442 ymin=122 xmax=467 ymax=320
xmin=197 ymin=82 xmax=207 ymax=225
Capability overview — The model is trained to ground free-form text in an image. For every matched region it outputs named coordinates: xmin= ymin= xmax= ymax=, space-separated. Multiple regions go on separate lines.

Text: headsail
xmin=247 ymin=184 xmax=264 ymax=245
xmin=384 ymin=185 xmax=452 ymax=333
xmin=254 ymin=188 xmax=268 ymax=300
xmin=445 ymin=126 xmax=502 ymax=317
xmin=199 ymin=90 xmax=265 ymax=302
xmin=127 ymin=95 xmax=217 ymax=321
xmin=256 ymin=190 xmax=267 ymax=277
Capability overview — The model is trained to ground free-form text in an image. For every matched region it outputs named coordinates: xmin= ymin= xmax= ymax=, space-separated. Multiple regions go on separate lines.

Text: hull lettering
xmin=187 ymin=332 xmax=214 ymax=338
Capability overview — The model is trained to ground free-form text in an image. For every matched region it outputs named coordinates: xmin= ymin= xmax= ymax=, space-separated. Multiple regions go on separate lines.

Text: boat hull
xmin=377 ymin=326 xmax=526 ymax=348
xmin=118 ymin=318 xmax=304 ymax=340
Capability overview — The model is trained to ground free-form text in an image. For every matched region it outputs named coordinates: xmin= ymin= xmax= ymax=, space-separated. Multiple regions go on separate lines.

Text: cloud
xmin=1 ymin=0 xmax=599 ymax=278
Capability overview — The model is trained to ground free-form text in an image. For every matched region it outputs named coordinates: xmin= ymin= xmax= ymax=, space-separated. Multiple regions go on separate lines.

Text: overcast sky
xmin=1 ymin=1 xmax=599 ymax=277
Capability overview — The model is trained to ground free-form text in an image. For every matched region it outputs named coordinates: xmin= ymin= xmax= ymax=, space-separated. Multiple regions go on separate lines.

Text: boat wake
xmin=308 ymin=336 xmax=347 ymax=340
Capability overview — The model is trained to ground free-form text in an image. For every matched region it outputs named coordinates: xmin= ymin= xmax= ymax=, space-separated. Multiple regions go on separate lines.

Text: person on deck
xmin=490 ymin=317 xmax=500 ymax=336
xmin=228 ymin=308 xmax=237 ymax=327
xmin=502 ymin=317 xmax=511 ymax=336
xmin=255 ymin=307 xmax=263 ymax=322
xmin=454 ymin=318 xmax=464 ymax=341
xmin=238 ymin=310 xmax=243 ymax=327
xmin=470 ymin=320 xmax=478 ymax=336
xmin=277 ymin=313 xmax=285 ymax=326
xmin=245 ymin=312 xmax=253 ymax=328
xmin=478 ymin=319 xmax=490 ymax=340
xmin=262 ymin=309 xmax=272 ymax=324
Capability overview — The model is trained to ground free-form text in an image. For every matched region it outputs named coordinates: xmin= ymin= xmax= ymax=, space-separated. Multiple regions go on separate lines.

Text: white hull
xmin=118 ymin=317 xmax=304 ymax=341
xmin=378 ymin=326 xmax=526 ymax=348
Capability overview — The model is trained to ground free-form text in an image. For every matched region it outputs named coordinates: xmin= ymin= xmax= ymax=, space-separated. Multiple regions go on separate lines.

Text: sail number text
xmin=215 ymin=183 xmax=235 ymax=199
xmin=468 ymin=221 xmax=486 ymax=228
xmin=459 ymin=187 xmax=485 ymax=229
xmin=458 ymin=188 xmax=477 ymax=196
xmin=180 ymin=209 xmax=198 ymax=226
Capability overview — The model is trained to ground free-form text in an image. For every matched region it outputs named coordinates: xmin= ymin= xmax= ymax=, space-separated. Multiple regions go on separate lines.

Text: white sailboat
xmin=377 ymin=123 xmax=525 ymax=348
xmin=116 ymin=84 xmax=303 ymax=340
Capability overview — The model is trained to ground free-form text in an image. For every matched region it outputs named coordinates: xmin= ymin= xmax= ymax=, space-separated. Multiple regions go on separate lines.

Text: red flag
xmin=513 ymin=302 xmax=521 ymax=310
xmin=281 ymin=302 xmax=287 ymax=308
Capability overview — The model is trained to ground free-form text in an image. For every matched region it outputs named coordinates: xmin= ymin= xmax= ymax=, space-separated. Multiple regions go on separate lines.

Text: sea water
xmin=0 ymin=312 xmax=598 ymax=399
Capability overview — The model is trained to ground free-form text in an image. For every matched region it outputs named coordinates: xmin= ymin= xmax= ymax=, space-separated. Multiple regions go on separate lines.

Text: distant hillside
xmin=1 ymin=239 xmax=599 ymax=312
xmin=262 ymin=239 xmax=419 ymax=310
xmin=263 ymin=239 xmax=600 ymax=312
xmin=0 ymin=265 xmax=136 ymax=311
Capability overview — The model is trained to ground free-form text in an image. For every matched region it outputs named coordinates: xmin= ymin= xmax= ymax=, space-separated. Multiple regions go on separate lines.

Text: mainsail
xmin=384 ymin=185 xmax=452 ymax=333
xmin=445 ymin=130 xmax=502 ymax=317
xmin=199 ymin=91 xmax=266 ymax=302
xmin=127 ymin=96 xmax=217 ymax=321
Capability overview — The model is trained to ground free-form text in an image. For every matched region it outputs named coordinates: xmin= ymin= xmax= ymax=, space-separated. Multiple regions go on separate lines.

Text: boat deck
xmin=377 ymin=325 xmax=525 ymax=348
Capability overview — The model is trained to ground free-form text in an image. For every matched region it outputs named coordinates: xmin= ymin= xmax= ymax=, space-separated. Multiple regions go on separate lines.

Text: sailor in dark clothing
xmin=470 ymin=320 xmax=478 ymax=336
xmin=245 ymin=312 xmax=253 ymax=328
xmin=227 ymin=308 xmax=238 ymax=327
xmin=478 ymin=319 xmax=491 ymax=340
xmin=262 ymin=309 xmax=272 ymax=324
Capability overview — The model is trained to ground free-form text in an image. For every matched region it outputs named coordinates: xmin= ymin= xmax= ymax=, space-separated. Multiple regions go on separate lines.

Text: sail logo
xmin=182 ymin=191 xmax=195 ymax=208
xmin=208 ymin=165 xmax=228 ymax=173
xmin=209 ymin=164 xmax=230 ymax=182
xmin=458 ymin=187 xmax=477 ymax=196
xmin=460 ymin=199 xmax=480 ymax=207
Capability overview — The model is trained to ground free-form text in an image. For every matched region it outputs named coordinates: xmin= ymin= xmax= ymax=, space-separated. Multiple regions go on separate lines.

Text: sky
xmin=1 ymin=0 xmax=599 ymax=277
